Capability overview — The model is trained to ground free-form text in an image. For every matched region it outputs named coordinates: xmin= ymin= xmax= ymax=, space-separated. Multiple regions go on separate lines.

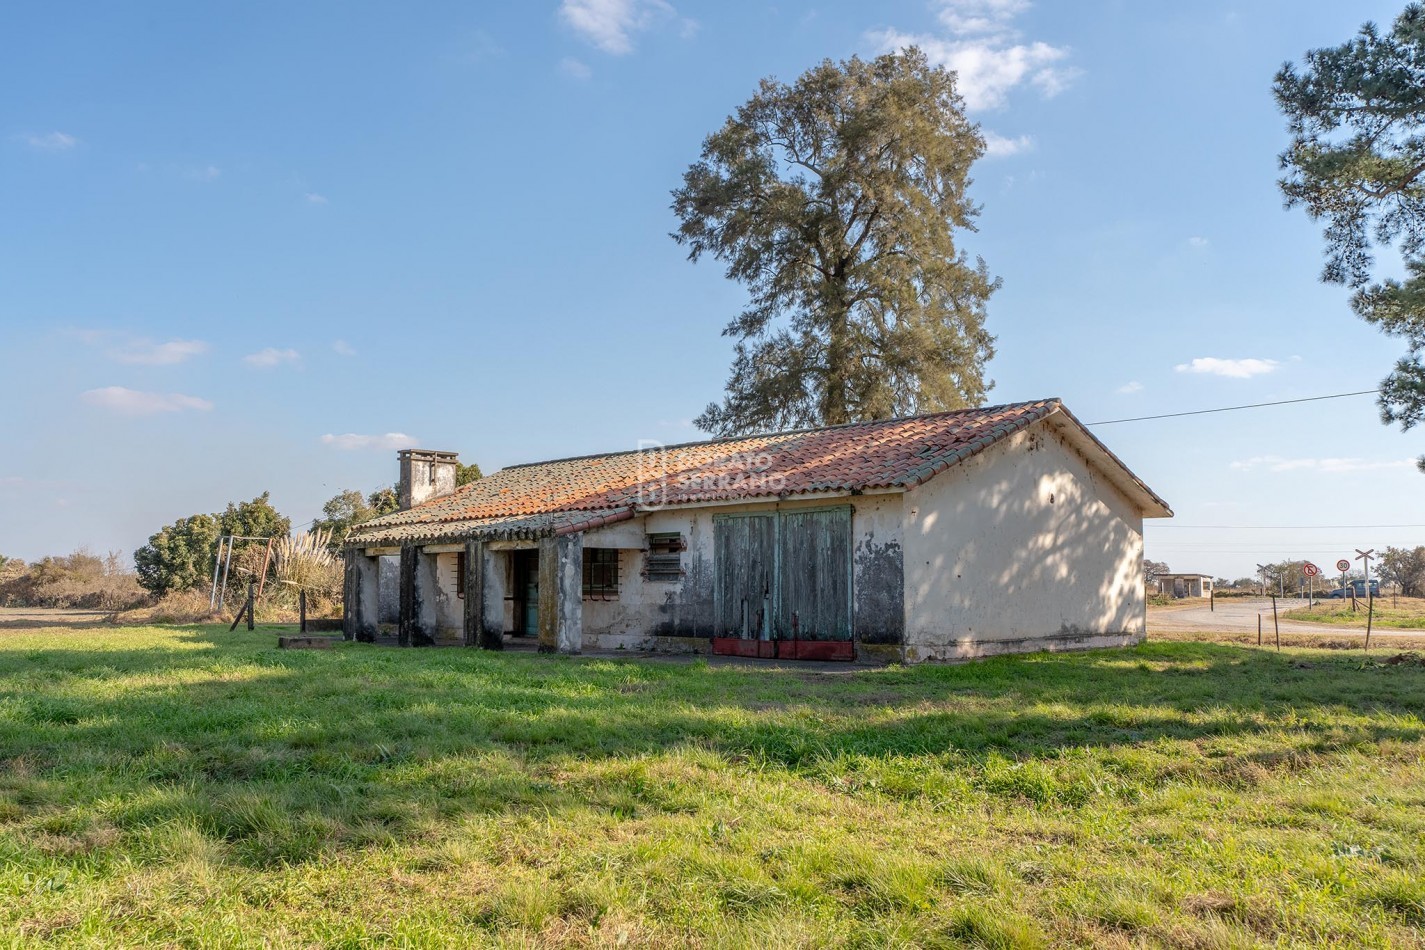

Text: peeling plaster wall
xmin=900 ymin=425 xmax=1146 ymax=661
xmin=851 ymin=493 xmax=904 ymax=645
xmin=431 ymin=552 xmax=464 ymax=643
xmin=377 ymin=555 xmax=399 ymax=624
xmin=579 ymin=510 xmax=712 ymax=652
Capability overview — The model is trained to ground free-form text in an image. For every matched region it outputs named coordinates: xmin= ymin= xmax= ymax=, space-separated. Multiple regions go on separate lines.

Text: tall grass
xmin=0 ymin=626 xmax=1421 ymax=946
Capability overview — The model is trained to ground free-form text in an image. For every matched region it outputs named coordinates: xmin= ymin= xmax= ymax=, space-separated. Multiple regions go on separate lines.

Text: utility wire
xmin=1150 ymin=523 xmax=1425 ymax=530
xmin=1085 ymin=389 xmax=1380 ymax=426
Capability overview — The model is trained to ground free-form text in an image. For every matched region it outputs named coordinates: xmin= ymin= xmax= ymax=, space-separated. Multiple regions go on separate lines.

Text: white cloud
xmin=71 ymin=331 xmax=210 ymax=366
xmin=1230 ymin=455 xmax=1415 ymax=474
xmin=560 ymin=57 xmax=593 ymax=80
xmin=332 ymin=340 xmax=356 ymax=357
xmin=15 ymin=131 xmax=78 ymax=151
xmin=559 ymin=0 xmax=676 ymax=55
xmin=184 ymin=165 xmax=221 ymax=182
xmin=1187 ymin=235 xmax=1210 ymax=248
xmin=1173 ymin=357 xmax=1279 ymax=379
xmin=868 ymin=1 xmax=1075 ymax=111
xmin=321 ymin=432 xmax=419 ymax=451
xmin=110 ymin=338 xmax=209 ymax=366
xmin=982 ymin=130 xmax=1034 ymax=157
xmin=243 ymin=347 xmax=300 ymax=368
xmin=304 ymin=192 xmax=328 ymax=204
xmin=82 ymin=387 xmax=213 ymax=414
xmin=1116 ymin=381 xmax=1143 ymax=395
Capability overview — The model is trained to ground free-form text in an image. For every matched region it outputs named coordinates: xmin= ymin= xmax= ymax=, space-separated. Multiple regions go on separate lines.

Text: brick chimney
xmin=398 ymin=449 xmax=459 ymax=510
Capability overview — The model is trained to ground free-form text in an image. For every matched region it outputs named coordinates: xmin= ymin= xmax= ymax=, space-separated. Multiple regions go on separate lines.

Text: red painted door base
xmin=711 ymin=637 xmax=854 ymax=661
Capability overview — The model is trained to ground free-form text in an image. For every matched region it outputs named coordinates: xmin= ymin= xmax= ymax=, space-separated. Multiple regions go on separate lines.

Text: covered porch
xmin=341 ymin=508 xmax=639 ymax=654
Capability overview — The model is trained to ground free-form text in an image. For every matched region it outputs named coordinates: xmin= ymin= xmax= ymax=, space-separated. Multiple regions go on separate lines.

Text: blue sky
xmin=2 ymin=0 xmax=1421 ymax=581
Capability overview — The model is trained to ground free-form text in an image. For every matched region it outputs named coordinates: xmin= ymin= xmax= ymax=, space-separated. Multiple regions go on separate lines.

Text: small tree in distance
xmin=1379 ymin=545 xmax=1425 ymax=596
xmin=456 ymin=462 xmax=482 ymax=486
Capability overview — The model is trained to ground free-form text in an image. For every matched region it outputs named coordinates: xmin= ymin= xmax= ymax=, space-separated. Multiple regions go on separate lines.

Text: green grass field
xmin=1284 ymin=596 xmax=1425 ymax=630
xmin=1 ymin=625 xmax=1423 ymax=947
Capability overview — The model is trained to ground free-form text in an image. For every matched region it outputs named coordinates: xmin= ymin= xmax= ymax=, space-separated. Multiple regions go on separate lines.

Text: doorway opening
xmin=510 ymin=549 xmax=539 ymax=637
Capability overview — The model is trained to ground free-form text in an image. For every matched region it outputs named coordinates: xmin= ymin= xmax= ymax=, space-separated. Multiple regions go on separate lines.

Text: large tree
xmin=1276 ymin=6 xmax=1425 ymax=467
xmin=673 ymin=48 xmax=998 ymax=436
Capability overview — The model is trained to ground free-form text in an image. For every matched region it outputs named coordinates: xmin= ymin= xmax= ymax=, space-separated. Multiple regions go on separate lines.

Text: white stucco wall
xmin=900 ymin=424 xmax=1146 ymax=660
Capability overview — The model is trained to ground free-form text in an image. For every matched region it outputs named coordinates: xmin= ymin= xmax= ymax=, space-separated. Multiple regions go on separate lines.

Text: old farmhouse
xmin=342 ymin=399 xmax=1172 ymax=662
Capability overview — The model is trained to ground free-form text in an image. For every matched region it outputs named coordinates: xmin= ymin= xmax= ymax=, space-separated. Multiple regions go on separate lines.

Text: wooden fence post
xmin=299 ymin=589 xmax=307 ymax=634
xmin=1271 ymin=594 xmax=1279 ymax=651
xmin=229 ymin=580 xmax=256 ymax=632
xmin=1365 ymin=591 xmax=1374 ymax=653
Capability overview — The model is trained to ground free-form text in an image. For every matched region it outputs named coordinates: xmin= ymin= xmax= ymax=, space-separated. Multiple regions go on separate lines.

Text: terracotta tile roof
xmin=346 ymin=399 xmax=1169 ymax=546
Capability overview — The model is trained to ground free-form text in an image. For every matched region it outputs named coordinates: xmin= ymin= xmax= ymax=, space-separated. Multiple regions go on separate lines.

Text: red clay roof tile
xmin=346 ymin=399 xmax=1167 ymax=545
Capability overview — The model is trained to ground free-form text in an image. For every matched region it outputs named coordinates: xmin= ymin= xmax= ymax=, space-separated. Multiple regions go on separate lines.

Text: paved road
xmin=1149 ymin=597 xmax=1415 ymax=637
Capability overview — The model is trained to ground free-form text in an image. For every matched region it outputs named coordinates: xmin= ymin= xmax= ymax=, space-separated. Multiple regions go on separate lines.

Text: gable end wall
xmin=900 ymin=423 xmax=1146 ymax=660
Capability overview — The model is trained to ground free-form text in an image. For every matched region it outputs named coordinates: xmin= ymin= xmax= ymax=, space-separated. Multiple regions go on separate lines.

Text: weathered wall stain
xmin=854 ymin=535 xmax=904 ymax=644
xmin=654 ymin=520 xmax=714 ymax=637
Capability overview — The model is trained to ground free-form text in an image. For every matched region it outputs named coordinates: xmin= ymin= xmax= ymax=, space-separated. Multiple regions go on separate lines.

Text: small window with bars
xmin=644 ymin=532 xmax=685 ymax=581
xmin=582 ymin=548 xmax=620 ymax=599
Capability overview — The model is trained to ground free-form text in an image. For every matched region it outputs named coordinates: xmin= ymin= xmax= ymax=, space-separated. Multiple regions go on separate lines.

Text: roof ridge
xmin=497 ymin=399 xmax=1060 ymax=473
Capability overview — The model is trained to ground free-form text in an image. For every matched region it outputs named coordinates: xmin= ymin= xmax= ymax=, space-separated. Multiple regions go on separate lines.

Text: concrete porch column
xmin=398 ymin=543 xmax=439 ymax=647
xmin=463 ymin=539 xmax=503 ymax=649
xmin=538 ymin=533 xmax=582 ymax=654
xmin=343 ymin=549 xmax=379 ymax=642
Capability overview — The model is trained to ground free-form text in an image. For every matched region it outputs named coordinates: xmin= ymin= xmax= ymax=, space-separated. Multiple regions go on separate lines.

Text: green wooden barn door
xmin=713 ymin=513 xmax=776 ymax=638
xmin=776 ymin=507 xmax=852 ymax=641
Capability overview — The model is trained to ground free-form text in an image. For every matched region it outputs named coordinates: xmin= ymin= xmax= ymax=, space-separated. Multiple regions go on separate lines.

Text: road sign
xmin=1303 ymin=562 xmax=1320 ymax=577
xmin=1336 ymin=559 xmax=1351 ymax=572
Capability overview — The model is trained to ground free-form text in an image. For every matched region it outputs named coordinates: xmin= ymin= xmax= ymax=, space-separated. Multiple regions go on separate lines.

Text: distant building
xmin=1155 ymin=573 xmax=1213 ymax=598
xmin=343 ymin=399 xmax=1172 ymax=662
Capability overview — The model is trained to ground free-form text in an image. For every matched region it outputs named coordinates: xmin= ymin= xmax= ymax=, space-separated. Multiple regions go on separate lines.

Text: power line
xmin=1149 ymin=523 xmax=1425 ymax=530
xmin=1085 ymin=389 xmax=1380 ymax=426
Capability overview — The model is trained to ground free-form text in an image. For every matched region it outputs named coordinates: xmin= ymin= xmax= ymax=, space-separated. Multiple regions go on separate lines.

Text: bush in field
xmin=0 ymin=549 xmax=146 ymax=610
xmin=271 ymin=529 xmax=342 ymax=614
xmin=134 ymin=514 xmax=221 ymax=597
xmin=135 ymin=493 xmax=291 ymax=598
xmin=274 ymin=530 xmax=340 ymax=594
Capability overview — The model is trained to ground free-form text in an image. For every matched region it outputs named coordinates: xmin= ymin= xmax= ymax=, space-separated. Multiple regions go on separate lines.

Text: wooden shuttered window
xmin=644 ymin=532 xmax=685 ymax=581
